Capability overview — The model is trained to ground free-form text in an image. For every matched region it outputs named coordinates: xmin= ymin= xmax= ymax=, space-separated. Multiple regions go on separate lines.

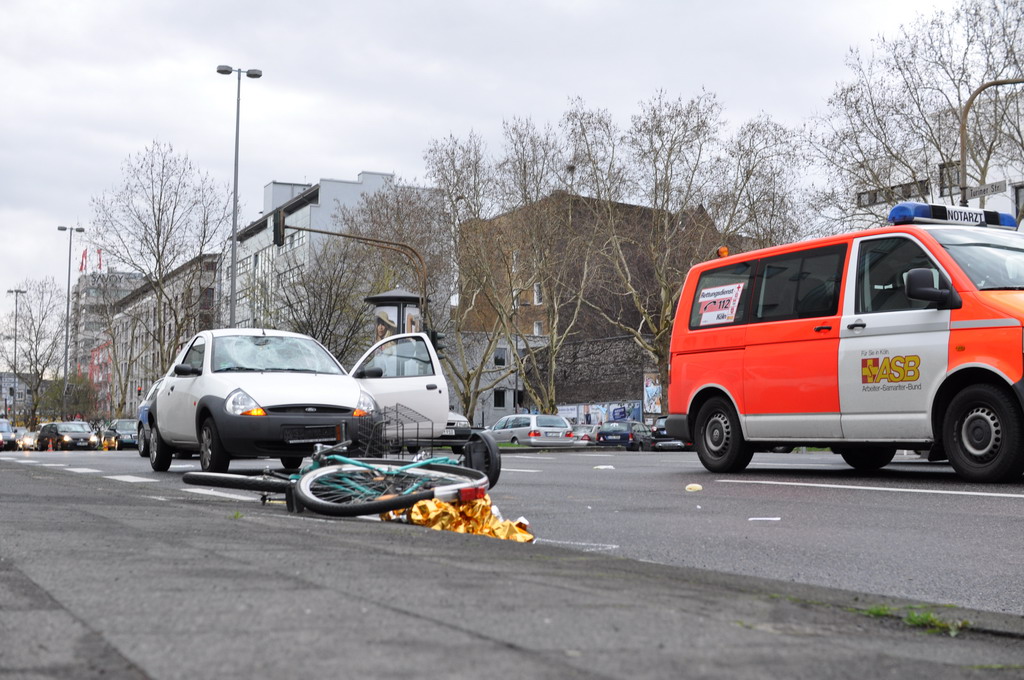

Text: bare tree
xmin=88 ymin=141 xmax=231 ymax=365
xmin=0 ymin=279 xmax=65 ymax=427
xmin=808 ymin=0 xmax=1024 ymax=229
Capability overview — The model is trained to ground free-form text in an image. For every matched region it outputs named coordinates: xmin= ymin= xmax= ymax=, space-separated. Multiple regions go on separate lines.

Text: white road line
xmin=535 ymin=538 xmax=619 ymax=551
xmin=104 ymin=475 xmax=159 ymax=483
xmin=502 ymin=467 xmax=542 ymax=473
xmin=503 ymin=455 xmax=555 ymax=460
xmin=718 ymin=479 xmax=1024 ymax=499
xmin=578 ymin=453 xmax=615 ymax=457
xmin=38 ymin=463 xmax=69 ymax=467
xmin=65 ymin=467 xmax=101 ymax=473
xmin=183 ymin=488 xmax=258 ymax=501
xmin=13 ymin=459 xmax=40 ymax=464
xmin=749 ymin=517 xmax=782 ymax=521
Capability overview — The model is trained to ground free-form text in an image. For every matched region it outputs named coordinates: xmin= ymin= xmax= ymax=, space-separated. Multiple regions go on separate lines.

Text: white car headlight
xmin=225 ymin=389 xmax=266 ymax=416
xmin=355 ymin=389 xmax=378 ymax=417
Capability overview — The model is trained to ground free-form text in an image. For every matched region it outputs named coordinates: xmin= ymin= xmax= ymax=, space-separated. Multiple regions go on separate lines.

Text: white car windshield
xmin=211 ymin=335 xmax=344 ymax=375
xmin=933 ymin=228 xmax=1024 ymax=290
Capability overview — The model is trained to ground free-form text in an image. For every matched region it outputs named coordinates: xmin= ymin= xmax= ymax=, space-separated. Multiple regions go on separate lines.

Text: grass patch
xmin=903 ymin=609 xmax=970 ymax=637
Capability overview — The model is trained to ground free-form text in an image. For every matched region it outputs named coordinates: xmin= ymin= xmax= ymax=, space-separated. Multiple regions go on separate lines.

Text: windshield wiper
xmin=978 ymin=286 xmax=1024 ymax=291
xmin=216 ymin=366 xmax=260 ymax=372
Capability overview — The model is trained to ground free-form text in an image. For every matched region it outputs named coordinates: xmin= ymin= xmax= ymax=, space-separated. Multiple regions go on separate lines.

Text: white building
xmin=227 ymin=172 xmax=397 ymax=328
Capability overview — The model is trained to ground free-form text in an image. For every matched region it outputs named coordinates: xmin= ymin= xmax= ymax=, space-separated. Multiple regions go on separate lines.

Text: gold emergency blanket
xmin=382 ymin=495 xmax=534 ymax=542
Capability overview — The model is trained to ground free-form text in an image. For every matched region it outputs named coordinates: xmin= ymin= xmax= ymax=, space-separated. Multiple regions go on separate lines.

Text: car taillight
xmin=565 ymin=431 xmax=574 ymax=438
xmin=581 ymin=434 xmax=591 ymax=441
xmin=528 ymin=430 xmax=541 ymax=438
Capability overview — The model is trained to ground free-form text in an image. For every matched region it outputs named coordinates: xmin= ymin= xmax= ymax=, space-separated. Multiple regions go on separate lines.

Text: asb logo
xmin=861 ymin=355 xmax=921 ymax=384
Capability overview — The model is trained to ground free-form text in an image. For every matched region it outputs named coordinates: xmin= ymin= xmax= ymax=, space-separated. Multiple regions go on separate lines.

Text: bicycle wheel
xmin=293 ymin=458 xmax=487 ymax=517
xmin=182 ymin=471 xmax=291 ymax=493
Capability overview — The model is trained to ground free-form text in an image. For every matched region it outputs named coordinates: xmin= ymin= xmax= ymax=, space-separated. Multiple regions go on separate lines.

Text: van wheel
xmin=943 ymin=384 xmax=1024 ymax=482
xmin=694 ymin=397 xmax=753 ymax=472
xmin=833 ymin=447 xmax=896 ymax=471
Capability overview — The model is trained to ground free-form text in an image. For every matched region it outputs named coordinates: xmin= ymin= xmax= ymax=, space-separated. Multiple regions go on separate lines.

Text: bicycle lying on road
xmin=182 ymin=441 xmax=490 ymax=518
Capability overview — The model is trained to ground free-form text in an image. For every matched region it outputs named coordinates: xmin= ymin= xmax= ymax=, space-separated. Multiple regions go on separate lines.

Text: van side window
xmin=753 ymin=244 xmax=846 ymax=322
xmin=855 ymin=237 xmax=942 ymax=314
xmin=688 ymin=262 xmax=755 ymax=329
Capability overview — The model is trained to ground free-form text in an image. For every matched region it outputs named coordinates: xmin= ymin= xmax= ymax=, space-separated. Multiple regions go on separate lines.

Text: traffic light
xmin=137 ymin=386 xmax=142 ymax=397
xmin=425 ymin=328 xmax=446 ymax=360
xmin=272 ymin=208 xmax=287 ymax=247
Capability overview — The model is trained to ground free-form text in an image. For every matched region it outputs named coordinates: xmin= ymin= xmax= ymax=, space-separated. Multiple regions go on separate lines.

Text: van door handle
xmin=426 ymin=384 xmax=437 ymax=390
xmin=813 ymin=325 xmax=832 ymax=332
xmin=847 ymin=321 xmax=866 ymax=330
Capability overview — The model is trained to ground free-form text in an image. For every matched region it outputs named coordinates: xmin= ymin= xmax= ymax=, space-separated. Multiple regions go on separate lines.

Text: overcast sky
xmin=0 ymin=0 xmax=961 ymax=318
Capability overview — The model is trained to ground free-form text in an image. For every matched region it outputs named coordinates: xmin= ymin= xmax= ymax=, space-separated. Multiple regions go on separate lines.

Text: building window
xmin=533 ymin=282 xmax=543 ymax=305
xmin=494 ymin=389 xmax=506 ymax=408
xmin=494 ymin=347 xmax=507 ymax=367
xmin=533 ymin=321 xmax=543 ymax=335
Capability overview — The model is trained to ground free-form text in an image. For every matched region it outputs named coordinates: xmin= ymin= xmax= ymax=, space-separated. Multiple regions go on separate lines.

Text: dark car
xmin=651 ymin=415 xmax=690 ymax=451
xmin=137 ymin=379 xmax=163 ymax=458
xmin=595 ymin=420 xmax=654 ymax=451
xmin=100 ymin=418 xmax=139 ymax=450
xmin=37 ymin=421 xmax=99 ymax=451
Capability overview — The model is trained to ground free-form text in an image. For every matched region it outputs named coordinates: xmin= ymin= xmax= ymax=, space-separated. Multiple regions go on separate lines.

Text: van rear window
xmin=689 ymin=262 xmax=754 ymax=329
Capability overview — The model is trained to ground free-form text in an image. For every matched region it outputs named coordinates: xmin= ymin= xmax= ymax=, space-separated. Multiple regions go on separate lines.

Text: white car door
xmin=351 ymin=333 xmax=449 ymax=438
xmin=156 ymin=334 xmax=206 ymax=445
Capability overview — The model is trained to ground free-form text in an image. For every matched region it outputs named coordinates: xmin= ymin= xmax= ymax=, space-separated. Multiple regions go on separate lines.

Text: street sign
xmin=966 ymin=180 xmax=1007 ymax=200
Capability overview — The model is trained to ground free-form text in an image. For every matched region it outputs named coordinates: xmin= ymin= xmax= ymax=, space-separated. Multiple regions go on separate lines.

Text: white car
xmin=148 ymin=329 xmax=449 ymax=473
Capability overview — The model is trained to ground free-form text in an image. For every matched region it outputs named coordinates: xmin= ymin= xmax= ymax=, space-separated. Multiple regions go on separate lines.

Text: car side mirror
xmin=905 ymin=268 xmax=962 ymax=309
xmin=173 ymin=363 xmax=201 ymax=377
xmin=352 ymin=366 xmax=384 ymax=379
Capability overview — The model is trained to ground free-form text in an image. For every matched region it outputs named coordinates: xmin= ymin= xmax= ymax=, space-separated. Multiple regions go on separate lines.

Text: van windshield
xmin=931 ymin=228 xmax=1024 ymax=290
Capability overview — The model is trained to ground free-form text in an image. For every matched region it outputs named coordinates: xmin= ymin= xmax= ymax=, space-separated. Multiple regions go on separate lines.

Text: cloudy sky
xmin=0 ymin=0 xmax=960 ymax=318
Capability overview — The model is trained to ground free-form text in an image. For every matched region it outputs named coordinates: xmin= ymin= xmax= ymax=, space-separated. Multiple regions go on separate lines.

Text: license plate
xmin=606 ymin=435 xmax=622 ymax=441
xmin=442 ymin=429 xmax=455 ymax=436
xmin=544 ymin=431 xmax=561 ymax=437
xmin=283 ymin=425 xmax=340 ymax=444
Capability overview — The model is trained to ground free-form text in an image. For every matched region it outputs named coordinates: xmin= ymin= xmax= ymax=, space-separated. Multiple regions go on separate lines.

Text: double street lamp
xmin=6 ymin=288 xmax=26 ymax=425
xmin=57 ymin=225 xmax=84 ymax=419
xmin=216 ymin=64 xmax=262 ymax=327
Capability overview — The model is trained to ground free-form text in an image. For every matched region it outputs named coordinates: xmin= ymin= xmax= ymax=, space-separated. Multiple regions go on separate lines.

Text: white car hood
xmin=216 ymin=372 xmax=363 ymax=408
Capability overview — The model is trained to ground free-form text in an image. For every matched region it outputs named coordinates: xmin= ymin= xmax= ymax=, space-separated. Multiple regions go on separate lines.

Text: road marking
xmin=65 ymin=467 xmax=101 ymax=473
xmin=12 ymin=459 xmax=40 ymax=464
xmin=502 ymin=467 xmax=542 ymax=473
xmin=38 ymin=463 xmax=69 ymax=467
xmin=749 ymin=517 xmax=782 ymax=521
xmin=504 ymin=455 xmax=555 ymax=460
xmin=718 ymin=479 xmax=1024 ymax=499
xmin=170 ymin=464 xmax=194 ymax=469
xmin=579 ymin=453 xmax=615 ymax=457
xmin=184 ymin=488 xmax=258 ymax=501
xmin=536 ymin=538 xmax=619 ymax=551
xmin=104 ymin=475 xmax=159 ymax=483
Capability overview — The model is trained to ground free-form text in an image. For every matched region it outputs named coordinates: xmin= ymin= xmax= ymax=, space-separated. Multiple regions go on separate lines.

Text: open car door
xmin=350 ymin=332 xmax=449 ymax=439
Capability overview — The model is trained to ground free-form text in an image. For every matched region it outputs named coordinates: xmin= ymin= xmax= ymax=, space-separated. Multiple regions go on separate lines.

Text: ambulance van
xmin=665 ymin=202 xmax=1024 ymax=483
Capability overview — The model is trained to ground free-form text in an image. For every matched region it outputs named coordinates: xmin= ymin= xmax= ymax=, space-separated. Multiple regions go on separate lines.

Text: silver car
xmin=487 ymin=414 xmax=575 ymax=448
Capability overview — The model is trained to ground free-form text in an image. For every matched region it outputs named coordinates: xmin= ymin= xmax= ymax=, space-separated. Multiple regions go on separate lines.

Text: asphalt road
xmin=498 ymin=446 xmax=1024 ymax=617
xmin=2 ymin=447 xmax=1023 ymax=679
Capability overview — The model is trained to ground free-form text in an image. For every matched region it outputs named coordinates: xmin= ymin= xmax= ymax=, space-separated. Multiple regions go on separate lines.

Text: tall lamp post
xmin=217 ymin=64 xmax=262 ymax=327
xmin=6 ymin=288 xmax=25 ymax=426
xmin=57 ymin=225 xmax=84 ymax=419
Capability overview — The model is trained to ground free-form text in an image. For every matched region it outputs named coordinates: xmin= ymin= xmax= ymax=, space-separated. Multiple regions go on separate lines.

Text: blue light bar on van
xmin=888 ymin=202 xmax=1017 ymax=228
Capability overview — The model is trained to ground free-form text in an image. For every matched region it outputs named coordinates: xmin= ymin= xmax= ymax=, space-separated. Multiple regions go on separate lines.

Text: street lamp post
xmin=958 ymin=77 xmax=1024 ymax=207
xmin=217 ymin=64 xmax=262 ymax=327
xmin=6 ymin=288 xmax=26 ymax=426
xmin=57 ymin=225 xmax=84 ymax=419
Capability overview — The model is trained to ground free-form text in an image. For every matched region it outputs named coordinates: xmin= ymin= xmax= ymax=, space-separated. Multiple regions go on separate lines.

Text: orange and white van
xmin=666 ymin=202 xmax=1024 ymax=482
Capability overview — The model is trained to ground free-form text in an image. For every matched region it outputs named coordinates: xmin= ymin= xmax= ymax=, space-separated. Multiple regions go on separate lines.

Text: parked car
xmin=18 ymin=430 xmax=38 ymax=451
xmin=0 ymin=419 xmax=17 ymax=450
xmin=595 ymin=420 xmax=655 ymax=451
xmin=487 ymin=413 xmax=576 ymax=448
xmin=137 ymin=378 xmax=163 ymax=459
xmin=436 ymin=411 xmax=472 ymax=454
xmin=148 ymin=329 xmax=449 ymax=473
xmin=37 ymin=421 xmax=100 ymax=451
xmin=572 ymin=423 xmax=600 ymax=446
xmin=100 ymin=418 xmax=139 ymax=450
xmin=651 ymin=415 xmax=689 ymax=451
